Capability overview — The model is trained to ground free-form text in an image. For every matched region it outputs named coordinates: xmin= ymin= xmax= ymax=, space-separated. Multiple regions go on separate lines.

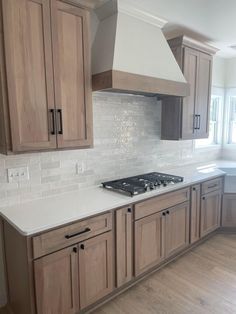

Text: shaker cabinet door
xmin=34 ymin=245 xmax=79 ymax=314
xmin=79 ymin=232 xmax=113 ymax=309
xmin=182 ymin=47 xmax=199 ymax=139
xmin=2 ymin=0 xmax=56 ymax=152
xmin=165 ymin=202 xmax=190 ymax=258
xmin=195 ymin=52 xmax=212 ymax=138
xmin=134 ymin=212 xmax=165 ymax=276
xmin=51 ymin=0 xmax=93 ymax=149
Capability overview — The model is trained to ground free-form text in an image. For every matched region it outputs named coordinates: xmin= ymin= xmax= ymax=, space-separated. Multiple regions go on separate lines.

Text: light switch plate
xmin=7 ymin=167 xmax=29 ymax=183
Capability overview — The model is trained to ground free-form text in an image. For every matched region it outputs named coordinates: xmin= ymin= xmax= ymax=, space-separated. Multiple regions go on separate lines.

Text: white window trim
xmin=224 ymin=88 xmax=236 ymax=146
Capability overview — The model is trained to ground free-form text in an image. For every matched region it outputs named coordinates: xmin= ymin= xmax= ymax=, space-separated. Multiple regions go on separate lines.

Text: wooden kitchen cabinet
xmin=34 ymin=245 xmax=79 ymax=314
xmin=161 ymin=36 xmax=217 ymax=140
xmin=0 ymin=0 xmax=92 ymax=154
xmin=165 ymin=202 xmax=190 ymax=258
xmin=79 ymin=232 xmax=113 ymax=309
xmin=222 ymin=194 xmax=236 ymax=227
xmin=116 ymin=206 xmax=133 ymax=287
xmin=134 ymin=211 xmax=165 ymax=276
xmin=200 ymin=190 xmax=221 ymax=237
xmin=190 ymin=184 xmax=201 ymax=244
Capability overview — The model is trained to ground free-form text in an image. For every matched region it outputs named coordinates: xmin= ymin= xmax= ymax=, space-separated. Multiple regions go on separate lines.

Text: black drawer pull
xmin=166 ymin=210 xmax=170 ymax=215
xmin=80 ymin=244 xmax=85 ymax=250
xmin=65 ymin=227 xmax=91 ymax=239
xmin=127 ymin=207 xmax=132 ymax=213
xmin=162 ymin=212 xmax=166 ymax=216
xmin=208 ymin=184 xmax=218 ymax=189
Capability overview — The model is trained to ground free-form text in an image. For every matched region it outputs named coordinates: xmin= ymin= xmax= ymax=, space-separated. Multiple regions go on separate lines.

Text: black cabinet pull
xmin=49 ymin=109 xmax=56 ymax=135
xmin=192 ymin=187 xmax=196 ymax=191
xmin=65 ymin=227 xmax=91 ymax=239
xmin=127 ymin=207 xmax=132 ymax=213
xmin=73 ymin=247 xmax=77 ymax=253
xmin=198 ymin=115 xmax=201 ymax=130
xmin=57 ymin=109 xmax=63 ymax=135
xmin=80 ymin=244 xmax=85 ymax=250
xmin=202 ymin=196 xmax=205 ymax=200
xmin=166 ymin=210 xmax=170 ymax=215
xmin=193 ymin=115 xmax=198 ymax=130
xmin=162 ymin=212 xmax=166 ymax=216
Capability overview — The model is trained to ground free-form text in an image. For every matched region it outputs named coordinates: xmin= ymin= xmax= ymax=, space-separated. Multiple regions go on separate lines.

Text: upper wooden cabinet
xmin=0 ymin=0 xmax=93 ymax=154
xmin=161 ymin=36 xmax=218 ymax=140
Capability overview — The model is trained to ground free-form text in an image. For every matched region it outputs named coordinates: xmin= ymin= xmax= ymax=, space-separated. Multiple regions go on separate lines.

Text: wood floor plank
xmin=93 ymin=234 xmax=236 ymax=314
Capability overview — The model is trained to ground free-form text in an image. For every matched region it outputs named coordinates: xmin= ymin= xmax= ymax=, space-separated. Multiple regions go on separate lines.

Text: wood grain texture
xmin=2 ymin=0 xmax=57 ymax=152
xmin=33 ymin=212 xmax=112 ymax=258
xmin=165 ymin=202 xmax=190 ymax=258
xmin=34 ymin=245 xmax=79 ymax=314
xmin=116 ymin=207 xmax=133 ymax=288
xmin=51 ymin=0 xmax=93 ymax=149
xmin=134 ymin=211 xmax=165 ymax=276
xmin=190 ymin=185 xmax=201 ymax=244
xmin=201 ymin=190 xmax=221 ymax=237
xmin=201 ymin=177 xmax=223 ymax=195
xmin=93 ymin=234 xmax=236 ymax=314
xmin=92 ymin=70 xmax=190 ymax=97
xmin=135 ymin=188 xmax=190 ymax=220
xmin=79 ymin=232 xmax=114 ymax=309
xmin=222 ymin=194 xmax=236 ymax=227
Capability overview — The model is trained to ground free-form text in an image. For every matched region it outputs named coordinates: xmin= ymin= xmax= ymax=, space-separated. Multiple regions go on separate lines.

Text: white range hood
xmin=92 ymin=0 xmax=189 ymax=97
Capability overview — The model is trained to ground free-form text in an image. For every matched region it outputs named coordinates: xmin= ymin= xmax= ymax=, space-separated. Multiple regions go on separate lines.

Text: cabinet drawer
xmin=201 ymin=177 xmax=223 ymax=195
xmin=134 ymin=188 xmax=190 ymax=220
xmin=32 ymin=213 xmax=112 ymax=259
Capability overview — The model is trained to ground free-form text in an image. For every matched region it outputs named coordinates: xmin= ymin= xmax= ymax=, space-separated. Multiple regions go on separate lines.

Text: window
xmin=195 ymin=94 xmax=223 ymax=148
xmin=227 ymin=96 xmax=236 ymax=144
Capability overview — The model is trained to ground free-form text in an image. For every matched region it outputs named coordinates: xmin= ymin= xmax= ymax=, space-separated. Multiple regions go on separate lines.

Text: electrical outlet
xmin=76 ymin=162 xmax=85 ymax=174
xmin=7 ymin=167 xmax=29 ymax=183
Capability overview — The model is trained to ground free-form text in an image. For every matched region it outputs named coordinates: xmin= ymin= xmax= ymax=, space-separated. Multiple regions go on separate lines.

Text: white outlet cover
xmin=76 ymin=162 xmax=85 ymax=174
xmin=7 ymin=167 xmax=29 ymax=183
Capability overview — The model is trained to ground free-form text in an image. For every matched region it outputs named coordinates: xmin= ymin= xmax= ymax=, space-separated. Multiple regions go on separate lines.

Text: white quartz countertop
xmin=0 ymin=160 xmax=235 ymax=236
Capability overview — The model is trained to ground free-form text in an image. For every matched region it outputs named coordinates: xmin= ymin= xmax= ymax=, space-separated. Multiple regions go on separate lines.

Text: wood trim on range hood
xmin=92 ymin=70 xmax=190 ymax=97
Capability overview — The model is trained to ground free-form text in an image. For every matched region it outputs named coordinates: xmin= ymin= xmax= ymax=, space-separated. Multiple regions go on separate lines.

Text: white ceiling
xmin=92 ymin=0 xmax=236 ymax=58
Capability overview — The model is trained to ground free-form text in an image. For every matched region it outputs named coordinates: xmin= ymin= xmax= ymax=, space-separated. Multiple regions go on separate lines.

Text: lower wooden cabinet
xmin=134 ymin=202 xmax=189 ymax=275
xmin=165 ymin=202 xmax=190 ymax=258
xmin=190 ymin=184 xmax=201 ymax=244
xmin=34 ymin=245 xmax=79 ymax=314
xmin=79 ymin=232 xmax=113 ymax=309
xmin=34 ymin=231 xmax=113 ymax=313
xmin=201 ymin=190 xmax=221 ymax=237
xmin=116 ymin=206 xmax=133 ymax=287
xmin=135 ymin=211 xmax=165 ymax=276
xmin=222 ymin=194 xmax=236 ymax=227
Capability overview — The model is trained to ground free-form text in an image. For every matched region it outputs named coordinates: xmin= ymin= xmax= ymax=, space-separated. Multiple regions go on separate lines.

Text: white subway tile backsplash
xmin=0 ymin=92 xmax=221 ymax=207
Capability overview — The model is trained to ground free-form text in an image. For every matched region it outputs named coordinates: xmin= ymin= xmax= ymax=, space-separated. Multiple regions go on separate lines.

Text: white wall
xmin=212 ymin=56 xmax=225 ymax=88
xmin=225 ymin=58 xmax=236 ymax=88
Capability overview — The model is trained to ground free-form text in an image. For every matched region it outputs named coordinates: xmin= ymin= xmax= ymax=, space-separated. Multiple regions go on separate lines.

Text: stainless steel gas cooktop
xmin=102 ymin=172 xmax=184 ymax=196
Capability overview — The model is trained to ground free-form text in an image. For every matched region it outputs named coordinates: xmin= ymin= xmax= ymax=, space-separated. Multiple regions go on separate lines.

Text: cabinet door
xmin=195 ymin=52 xmax=212 ymax=138
xmin=165 ymin=202 xmax=190 ymax=258
xmin=190 ymin=185 xmax=201 ymax=244
xmin=182 ymin=47 xmax=199 ymax=139
xmin=135 ymin=212 xmax=165 ymax=276
xmin=79 ymin=232 xmax=113 ymax=309
xmin=2 ymin=0 xmax=56 ymax=152
xmin=34 ymin=245 xmax=79 ymax=314
xmin=201 ymin=190 xmax=221 ymax=237
xmin=51 ymin=0 xmax=93 ymax=149
xmin=116 ymin=207 xmax=133 ymax=288
xmin=222 ymin=194 xmax=236 ymax=227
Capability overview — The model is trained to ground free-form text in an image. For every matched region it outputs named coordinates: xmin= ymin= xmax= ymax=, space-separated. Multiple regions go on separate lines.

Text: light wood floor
xmin=93 ymin=234 xmax=236 ymax=314
xmin=1 ymin=234 xmax=236 ymax=314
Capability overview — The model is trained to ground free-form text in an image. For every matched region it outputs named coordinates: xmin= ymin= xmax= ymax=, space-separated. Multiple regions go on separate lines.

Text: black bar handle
xmin=193 ymin=115 xmax=198 ymax=130
xmin=57 ymin=109 xmax=63 ymax=134
xmin=65 ymin=227 xmax=91 ymax=239
xmin=49 ymin=109 xmax=56 ymax=135
xmin=198 ymin=115 xmax=201 ymax=130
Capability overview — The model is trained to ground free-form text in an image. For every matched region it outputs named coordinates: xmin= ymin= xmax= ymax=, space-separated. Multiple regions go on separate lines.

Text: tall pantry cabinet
xmin=0 ymin=0 xmax=93 ymax=154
